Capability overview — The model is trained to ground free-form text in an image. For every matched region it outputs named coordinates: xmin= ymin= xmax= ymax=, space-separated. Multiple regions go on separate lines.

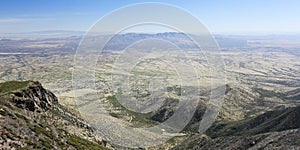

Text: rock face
xmin=10 ymin=81 xmax=58 ymax=112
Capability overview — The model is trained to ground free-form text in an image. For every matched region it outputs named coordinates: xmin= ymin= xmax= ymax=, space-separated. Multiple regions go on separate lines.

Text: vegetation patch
xmin=66 ymin=134 xmax=107 ymax=150
xmin=107 ymin=95 xmax=158 ymax=127
xmin=0 ymin=81 xmax=30 ymax=95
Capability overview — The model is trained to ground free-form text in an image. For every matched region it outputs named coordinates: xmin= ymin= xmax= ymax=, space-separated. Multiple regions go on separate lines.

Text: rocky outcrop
xmin=10 ymin=81 xmax=58 ymax=112
xmin=0 ymin=81 xmax=108 ymax=149
xmin=151 ymin=97 xmax=179 ymax=122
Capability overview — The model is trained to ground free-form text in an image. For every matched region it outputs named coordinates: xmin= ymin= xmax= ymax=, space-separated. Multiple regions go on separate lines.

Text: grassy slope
xmin=0 ymin=81 xmax=30 ymax=95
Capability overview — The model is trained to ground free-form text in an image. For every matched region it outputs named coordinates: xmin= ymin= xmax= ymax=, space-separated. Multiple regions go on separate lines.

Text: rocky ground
xmin=0 ymin=81 xmax=109 ymax=149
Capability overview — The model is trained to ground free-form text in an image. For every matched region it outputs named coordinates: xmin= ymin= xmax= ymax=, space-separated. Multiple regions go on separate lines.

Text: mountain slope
xmin=173 ymin=105 xmax=300 ymax=149
xmin=172 ymin=128 xmax=300 ymax=150
xmin=0 ymin=81 xmax=108 ymax=149
xmin=206 ymin=105 xmax=300 ymax=138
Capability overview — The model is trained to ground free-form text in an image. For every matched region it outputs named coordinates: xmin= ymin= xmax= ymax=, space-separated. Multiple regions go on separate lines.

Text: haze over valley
xmin=0 ymin=31 xmax=300 ymax=149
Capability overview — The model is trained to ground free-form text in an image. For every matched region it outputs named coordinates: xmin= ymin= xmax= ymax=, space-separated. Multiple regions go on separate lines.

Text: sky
xmin=0 ymin=0 xmax=300 ymax=34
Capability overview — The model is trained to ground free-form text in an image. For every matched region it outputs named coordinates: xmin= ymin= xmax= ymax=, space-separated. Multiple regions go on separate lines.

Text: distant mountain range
xmin=1 ymin=31 xmax=248 ymax=48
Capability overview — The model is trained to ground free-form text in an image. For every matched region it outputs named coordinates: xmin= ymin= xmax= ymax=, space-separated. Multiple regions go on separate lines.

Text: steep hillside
xmin=207 ymin=105 xmax=300 ymax=138
xmin=0 ymin=81 xmax=108 ymax=149
xmin=172 ymin=129 xmax=300 ymax=150
xmin=173 ymin=105 xmax=300 ymax=149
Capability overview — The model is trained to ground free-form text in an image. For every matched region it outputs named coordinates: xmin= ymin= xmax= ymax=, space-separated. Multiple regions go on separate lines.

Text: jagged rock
xmin=10 ymin=81 xmax=58 ymax=112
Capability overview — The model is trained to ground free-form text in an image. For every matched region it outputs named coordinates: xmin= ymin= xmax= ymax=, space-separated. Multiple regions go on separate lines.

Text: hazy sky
xmin=1 ymin=0 xmax=300 ymax=34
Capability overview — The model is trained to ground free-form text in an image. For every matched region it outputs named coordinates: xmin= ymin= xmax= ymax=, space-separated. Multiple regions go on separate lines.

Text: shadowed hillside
xmin=172 ymin=105 xmax=300 ymax=149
